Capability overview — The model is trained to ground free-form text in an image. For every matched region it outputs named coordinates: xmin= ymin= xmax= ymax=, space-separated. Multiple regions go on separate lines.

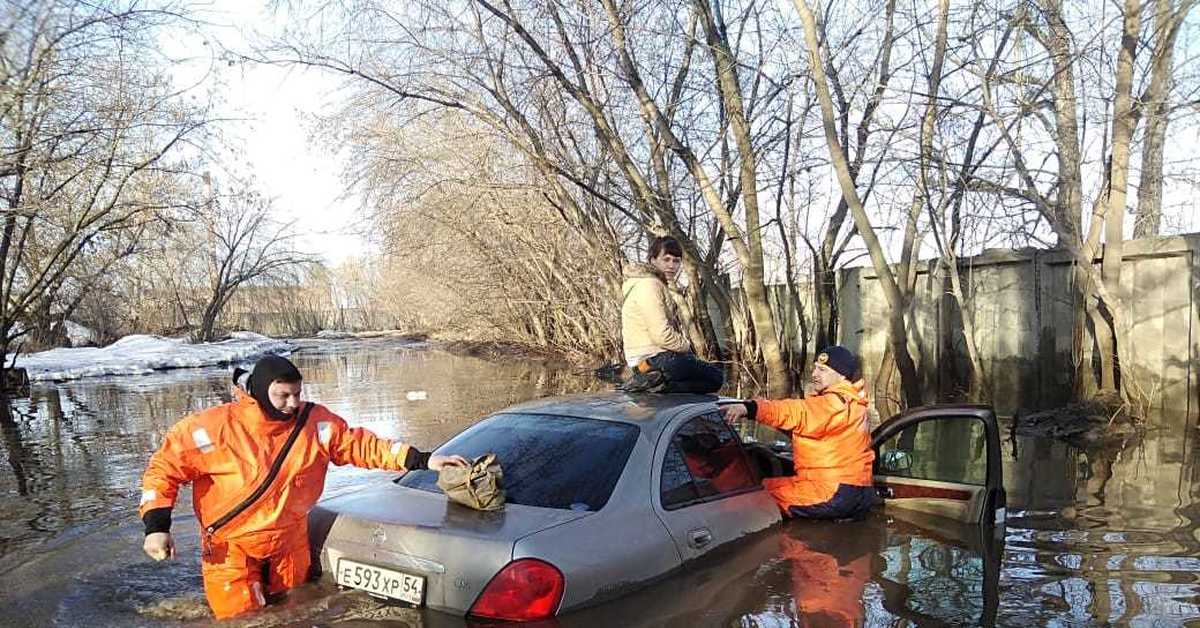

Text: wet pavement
xmin=0 ymin=339 xmax=1196 ymax=626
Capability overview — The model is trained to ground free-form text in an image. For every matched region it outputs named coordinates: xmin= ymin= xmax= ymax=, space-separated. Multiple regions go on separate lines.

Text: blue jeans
xmin=646 ymin=351 xmax=724 ymax=394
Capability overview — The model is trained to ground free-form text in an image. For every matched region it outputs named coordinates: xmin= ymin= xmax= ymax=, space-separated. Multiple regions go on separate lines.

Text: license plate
xmin=335 ymin=558 xmax=425 ymax=605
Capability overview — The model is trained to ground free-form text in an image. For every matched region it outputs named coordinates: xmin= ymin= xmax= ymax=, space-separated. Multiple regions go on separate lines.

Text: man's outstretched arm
xmin=324 ymin=411 xmax=466 ymax=471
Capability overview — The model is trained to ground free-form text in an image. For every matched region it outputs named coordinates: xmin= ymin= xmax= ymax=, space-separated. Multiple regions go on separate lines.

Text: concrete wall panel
xmin=832 ymin=235 xmax=1197 ymax=427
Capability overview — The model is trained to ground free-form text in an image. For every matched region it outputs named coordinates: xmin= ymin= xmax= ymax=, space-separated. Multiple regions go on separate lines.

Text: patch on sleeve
xmin=191 ymin=428 xmax=215 ymax=454
xmin=140 ymin=489 xmax=157 ymax=505
xmin=317 ymin=421 xmax=333 ymax=445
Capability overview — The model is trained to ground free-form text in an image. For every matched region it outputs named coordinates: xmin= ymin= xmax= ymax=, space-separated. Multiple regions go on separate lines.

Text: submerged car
xmin=308 ymin=392 xmax=1005 ymax=622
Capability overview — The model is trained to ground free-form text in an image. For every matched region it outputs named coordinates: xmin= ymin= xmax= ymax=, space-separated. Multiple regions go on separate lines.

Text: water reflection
xmin=1002 ymin=421 xmax=1200 ymax=625
xmin=752 ymin=521 xmax=877 ymax=626
xmin=0 ymin=340 xmax=1196 ymax=626
xmin=875 ymin=514 xmax=1001 ymax=625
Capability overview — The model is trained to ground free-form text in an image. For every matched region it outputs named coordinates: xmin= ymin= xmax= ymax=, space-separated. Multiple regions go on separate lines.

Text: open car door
xmin=870 ymin=404 xmax=1005 ymax=525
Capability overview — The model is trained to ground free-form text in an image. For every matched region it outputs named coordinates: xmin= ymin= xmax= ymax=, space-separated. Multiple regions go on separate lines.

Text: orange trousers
xmin=201 ymin=535 xmax=311 ymax=619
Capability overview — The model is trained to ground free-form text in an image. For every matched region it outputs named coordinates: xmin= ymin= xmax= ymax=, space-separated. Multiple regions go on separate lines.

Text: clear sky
xmin=165 ymin=2 xmax=371 ymax=267
xmin=221 ymin=62 xmax=371 ymax=266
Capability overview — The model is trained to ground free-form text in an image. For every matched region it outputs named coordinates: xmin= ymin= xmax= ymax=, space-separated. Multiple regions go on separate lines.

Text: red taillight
xmin=468 ymin=558 xmax=565 ymax=621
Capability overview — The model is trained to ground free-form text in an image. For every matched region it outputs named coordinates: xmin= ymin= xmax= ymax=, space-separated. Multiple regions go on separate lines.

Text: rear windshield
xmin=397 ymin=413 xmax=640 ymax=512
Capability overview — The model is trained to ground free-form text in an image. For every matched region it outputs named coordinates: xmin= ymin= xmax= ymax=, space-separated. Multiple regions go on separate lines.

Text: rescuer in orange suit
xmin=138 ymin=355 xmax=467 ymax=619
xmin=719 ymin=346 xmax=877 ymax=520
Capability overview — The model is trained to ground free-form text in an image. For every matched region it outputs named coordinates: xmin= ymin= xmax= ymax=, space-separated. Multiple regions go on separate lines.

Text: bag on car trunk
xmin=437 ymin=453 xmax=505 ymax=511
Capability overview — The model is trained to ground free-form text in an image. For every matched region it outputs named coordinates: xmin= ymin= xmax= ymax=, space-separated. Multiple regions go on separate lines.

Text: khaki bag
xmin=437 ymin=453 xmax=505 ymax=511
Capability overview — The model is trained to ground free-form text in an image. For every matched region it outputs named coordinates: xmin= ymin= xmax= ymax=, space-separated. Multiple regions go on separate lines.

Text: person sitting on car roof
xmin=619 ymin=235 xmax=723 ymax=394
xmin=137 ymin=354 xmax=467 ymax=619
xmin=719 ymin=346 xmax=876 ymax=520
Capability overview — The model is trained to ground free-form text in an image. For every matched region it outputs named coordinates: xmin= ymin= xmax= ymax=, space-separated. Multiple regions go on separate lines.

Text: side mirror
xmin=881 ymin=449 xmax=913 ymax=473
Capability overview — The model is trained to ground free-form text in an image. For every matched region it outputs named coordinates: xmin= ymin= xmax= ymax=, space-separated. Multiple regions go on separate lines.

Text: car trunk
xmin=313 ymin=483 xmax=592 ymax=614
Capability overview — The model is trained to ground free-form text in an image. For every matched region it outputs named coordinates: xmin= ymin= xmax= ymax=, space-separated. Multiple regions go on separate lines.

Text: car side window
xmin=660 ymin=442 xmax=701 ymax=508
xmin=660 ymin=413 xmax=758 ymax=510
xmin=876 ymin=418 xmax=987 ymax=485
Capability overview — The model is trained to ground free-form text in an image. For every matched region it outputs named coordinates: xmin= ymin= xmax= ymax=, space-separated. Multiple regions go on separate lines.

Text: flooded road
xmin=0 ymin=339 xmax=1196 ymax=626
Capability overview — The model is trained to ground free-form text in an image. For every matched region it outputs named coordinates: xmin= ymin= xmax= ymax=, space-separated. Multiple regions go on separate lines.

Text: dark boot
xmin=619 ymin=368 xmax=667 ymax=393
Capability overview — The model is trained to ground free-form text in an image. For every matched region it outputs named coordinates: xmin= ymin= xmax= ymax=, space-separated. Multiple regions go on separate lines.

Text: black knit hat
xmin=816 ymin=345 xmax=860 ymax=380
xmin=232 ymin=355 xmax=302 ymax=420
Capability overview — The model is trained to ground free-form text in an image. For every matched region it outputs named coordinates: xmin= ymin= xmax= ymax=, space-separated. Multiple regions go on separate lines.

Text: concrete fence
xmin=836 ymin=234 xmax=1199 ymax=424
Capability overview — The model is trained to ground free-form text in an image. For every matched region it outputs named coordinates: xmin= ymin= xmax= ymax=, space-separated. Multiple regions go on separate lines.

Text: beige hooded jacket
xmin=621 ymin=263 xmax=691 ymax=366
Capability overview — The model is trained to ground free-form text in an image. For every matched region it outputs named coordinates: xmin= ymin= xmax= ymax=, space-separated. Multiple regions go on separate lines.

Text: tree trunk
xmin=594 ymin=0 xmax=788 ymax=393
xmin=1040 ymin=0 xmax=1086 ymax=246
xmin=812 ymin=256 xmax=838 ymax=351
xmin=1038 ymin=0 xmax=1120 ymax=400
xmin=692 ymin=0 xmax=789 ymax=393
xmin=946 ymin=260 xmax=985 ymax=399
xmin=792 ymin=0 xmax=923 ymax=407
xmin=1098 ymin=0 xmax=1142 ymax=394
xmin=810 ymin=0 xmax=897 ymax=357
xmin=1133 ymin=0 xmax=1173 ymax=238
xmin=198 ymin=291 xmax=225 ymax=343
xmin=26 ymin=305 xmax=66 ymax=351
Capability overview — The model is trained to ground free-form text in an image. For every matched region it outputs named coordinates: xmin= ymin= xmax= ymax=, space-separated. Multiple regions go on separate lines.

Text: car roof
xmin=495 ymin=391 xmax=721 ymax=439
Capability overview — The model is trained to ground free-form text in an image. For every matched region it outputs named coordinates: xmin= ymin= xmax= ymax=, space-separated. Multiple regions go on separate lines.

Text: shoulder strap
xmin=204 ymin=402 xmax=315 ymax=539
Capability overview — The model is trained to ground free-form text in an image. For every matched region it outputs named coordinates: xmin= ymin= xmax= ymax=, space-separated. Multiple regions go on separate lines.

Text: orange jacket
xmin=139 ymin=389 xmax=415 ymax=557
xmin=755 ymin=379 xmax=874 ymax=495
xmin=682 ymin=445 xmax=755 ymax=493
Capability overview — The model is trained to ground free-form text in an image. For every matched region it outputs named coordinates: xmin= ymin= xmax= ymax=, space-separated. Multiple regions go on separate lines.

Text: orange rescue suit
xmin=754 ymin=379 xmax=874 ymax=512
xmin=139 ymin=389 xmax=416 ymax=618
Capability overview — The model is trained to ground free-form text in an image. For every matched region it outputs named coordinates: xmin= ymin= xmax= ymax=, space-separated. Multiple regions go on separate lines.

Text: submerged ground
xmin=0 ymin=338 xmax=1196 ymax=626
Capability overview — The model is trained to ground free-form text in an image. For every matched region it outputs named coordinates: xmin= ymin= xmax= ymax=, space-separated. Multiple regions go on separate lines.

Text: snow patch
xmin=10 ymin=331 xmax=295 ymax=382
xmin=63 ymin=321 xmax=96 ymax=347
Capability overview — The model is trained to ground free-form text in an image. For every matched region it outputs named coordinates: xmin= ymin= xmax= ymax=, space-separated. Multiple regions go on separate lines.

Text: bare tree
xmin=245 ymin=0 xmax=1200 ymax=405
xmin=1133 ymin=0 xmax=1199 ymax=237
xmin=790 ymin=0 xmax=925 ymax=407
xmin=0 ymin=1 xmax=208 ymax=374
xmin=185 ymin=178 xmax=316 ymax=342
xmin=253 ymin=0 xmax=805 ymax=385
xmin=807 ymin=0 xmax=901 ymax=353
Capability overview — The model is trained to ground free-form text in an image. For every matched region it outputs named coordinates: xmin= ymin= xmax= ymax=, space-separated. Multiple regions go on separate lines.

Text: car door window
xmin=660 ymin=414 xmax=757 ymax=510
xmin=660 ymin=442 xmax=701 ymax=508
xmin=876 ymin=417 xmax=987 ymax=485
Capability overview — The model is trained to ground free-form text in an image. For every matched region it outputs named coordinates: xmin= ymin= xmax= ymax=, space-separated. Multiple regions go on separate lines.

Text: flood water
xmin=0 ymin=339 xmax=1196 ymax=626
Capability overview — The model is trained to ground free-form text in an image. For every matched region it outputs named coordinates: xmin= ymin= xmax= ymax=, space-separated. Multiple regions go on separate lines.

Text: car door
xmin=652 ymin=410 xmax=781 ymax=563
xmin=870 ymin=405 xmax=1005 ymax=525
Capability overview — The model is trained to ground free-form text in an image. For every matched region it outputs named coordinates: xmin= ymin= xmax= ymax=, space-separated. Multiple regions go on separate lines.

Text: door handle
xmin=687 ymin=528 xmax=712 ymax=549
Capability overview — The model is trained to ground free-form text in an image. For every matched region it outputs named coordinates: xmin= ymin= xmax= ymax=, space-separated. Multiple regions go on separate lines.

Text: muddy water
xmin=0 ymin=339 xmax=1196 ymax=626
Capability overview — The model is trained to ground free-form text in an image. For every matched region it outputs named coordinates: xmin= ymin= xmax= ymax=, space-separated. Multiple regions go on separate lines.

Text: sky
xmin=162 ymin=0 xmax=1200 ymax=272
xmin=164 ymin=2 xmax=372 ymax=267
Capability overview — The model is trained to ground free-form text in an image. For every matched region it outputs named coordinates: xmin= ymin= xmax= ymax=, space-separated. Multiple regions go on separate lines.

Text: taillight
xmin=468 ymin=558 xmax=565 ymax=621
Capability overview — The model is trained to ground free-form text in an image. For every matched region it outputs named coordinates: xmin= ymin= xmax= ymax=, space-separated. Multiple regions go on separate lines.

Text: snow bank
xmin=11 ymin=331 xmax=296 ymax=382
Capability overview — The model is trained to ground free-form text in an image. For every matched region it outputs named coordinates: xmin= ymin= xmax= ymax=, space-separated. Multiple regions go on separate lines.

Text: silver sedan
xmin=308 ymin=392 xmax=1004 ymax=622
